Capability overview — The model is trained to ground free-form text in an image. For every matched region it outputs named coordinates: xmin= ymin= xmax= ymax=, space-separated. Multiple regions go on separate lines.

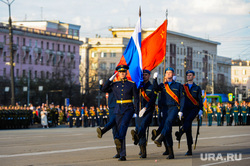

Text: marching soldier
xmin=225 ymin=103 xmax=232 ymax=126
xmin=233 ymin=101 xmax=241 ymax=126
xmin=90 ymin=107 xmax=96 ymax=127
xmin=83 ymin=106 xmax=89 ymax=127
xmin=102 ymin=65 xmax=139 ymax=161
xmin=75 ymin=107 xmax=81 ymax=127
xmin=175 ymin=70 xmax=203 ymax=156
xmin=130 ymin=69 xmax=157 ymax=158
xmin=152 ymin=67 xmax=185 ymax=159
xmin=207 ymin=103 xmax=214 ymax=126
xmin=215 ymin=103 xmax=223 ymax=126
xmin=241 ymin=101 xmax=248 ymax=125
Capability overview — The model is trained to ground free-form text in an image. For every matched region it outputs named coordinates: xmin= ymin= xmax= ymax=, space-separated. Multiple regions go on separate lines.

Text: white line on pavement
xmin=0 ymin=133 xmax=250 ymax=158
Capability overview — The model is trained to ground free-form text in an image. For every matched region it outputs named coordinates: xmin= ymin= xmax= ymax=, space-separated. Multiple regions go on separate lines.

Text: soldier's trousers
xmin=182 ymin=108 xmax=198 ymax=146
xmin=115 ymin=110 xmax=134 ymax=157
xmin=136 ymin=111 xmax=153 ymax=146
xmin=226 ymin=114 xmax=231 ymax=125
xmin=103 ymin=108 xmax=117 ymax=139
xmin=208 ymin=114 xmax=213 ymax=126
xmin=84 ymin=117 xmax=88 ymax=127
xmin=217 ymin=113 xmax=221 ymax=126
xmin=242 ymin=114 xmax=247 ymax=124
xmin=161 ymin=105 xmax=179 ymax=147
xmin=69 ymin=117 xmax=73 ymax=127
xmin=233 ymin=113 xmax=238 ymax=124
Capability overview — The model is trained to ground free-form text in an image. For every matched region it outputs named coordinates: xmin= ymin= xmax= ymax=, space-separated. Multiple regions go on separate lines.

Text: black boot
xmin=118 ymin=156 xmax=126 ymax=161
xmin=175 ymin=128 xmax=184 ymax=141
xmin=113 ymin=147 xmax=120 ymax=158
xmin=151 ymin=129 xmax=160 ymax=141
xmin=166 ymin=146 xmax=174 ymax=159
xmin=162 ymin=140 xmax=169 ymax=155
xmin=114 ymin=139 xmax=122 ymax=149
xmin=96 ymin=127 xmax=108 ymax=138
xmin=140 ymin=145 xmax=147 ymax=158
xmin=154 ymin=134 xmax=164 ymax=147
xmin=138 ymin=146 xmax=142 ymax=155
xmin=185 ymin=144 xmax=192 ymax=156
xmin=131 ymin=129 xmax=139 ymax=145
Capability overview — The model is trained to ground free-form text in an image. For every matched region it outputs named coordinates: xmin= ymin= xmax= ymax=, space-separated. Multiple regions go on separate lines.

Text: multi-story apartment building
xmin=231 ymin=60 xmax=250 ymax=100
xmin=80 ymin=27 xmax=229 ymax=95
xmin=0 ymin=20 xmax=83 ymax=105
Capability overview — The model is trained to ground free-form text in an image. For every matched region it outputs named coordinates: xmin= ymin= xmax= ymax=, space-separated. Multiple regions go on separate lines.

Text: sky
xmin=0 ymin=0 xmax=249 ymax=60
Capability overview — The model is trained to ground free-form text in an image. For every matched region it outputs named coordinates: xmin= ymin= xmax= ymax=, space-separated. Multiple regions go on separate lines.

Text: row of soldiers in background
xmin=204 ymin=100 xmax=250 ymax=126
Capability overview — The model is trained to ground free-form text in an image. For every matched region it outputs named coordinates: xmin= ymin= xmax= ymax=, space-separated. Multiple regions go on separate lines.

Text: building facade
xmin=80 ymin=27 xmax=230 ymax=95
xmin=0 ymin=21 xmax=83 ymax=105
xmin=231 ymin=60 xmax=250 ymax=100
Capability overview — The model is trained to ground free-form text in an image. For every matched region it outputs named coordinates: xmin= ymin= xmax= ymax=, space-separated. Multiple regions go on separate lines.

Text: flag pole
xmin=139 ymin=6 xmax=142 ymax=112
xmin=163 ymin=9 xmax=168 ymax=72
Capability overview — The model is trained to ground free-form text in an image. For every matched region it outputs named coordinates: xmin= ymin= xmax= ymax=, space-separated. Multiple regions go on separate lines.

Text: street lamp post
xmin=181 ymin=42 xmax=187 ymax=83
xmin=207 ymin=54 xmax=214 ymax=94
xmin=1 ymin=0 xmax=16 ymax=105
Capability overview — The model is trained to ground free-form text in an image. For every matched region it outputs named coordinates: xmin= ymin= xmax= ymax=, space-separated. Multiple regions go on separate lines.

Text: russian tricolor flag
xmin=117 ymin=17 xmax=143 ymax=88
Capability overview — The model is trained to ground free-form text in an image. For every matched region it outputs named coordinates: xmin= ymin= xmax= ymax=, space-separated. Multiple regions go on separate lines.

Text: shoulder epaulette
xmin=128 ymin=80 xmax=135 ymax=83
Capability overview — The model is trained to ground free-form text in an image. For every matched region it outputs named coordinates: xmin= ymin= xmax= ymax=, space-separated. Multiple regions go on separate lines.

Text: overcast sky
xmin=0 ymin=0 xmax=249 ymax=60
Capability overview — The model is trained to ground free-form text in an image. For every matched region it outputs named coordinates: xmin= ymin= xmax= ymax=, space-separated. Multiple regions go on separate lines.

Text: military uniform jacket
xmin=241 ymin=106 xmax=248 ymax=114
xmin=100 ymin=85 xmax=116 ymax=109
xmin=233 ymin=106 xmax=241 ymax=113
xmin=226 ymin=107 xmax=232 ymax=115
xmin=154 ymin=79 xmax=185 ymax=112
xmin=183 ymin=83 xmax=203 ymax=111
xmin=141 ymin=81 xmax=157 ymax=113
xmin=102 ymin=78 xmax=139 ymax=115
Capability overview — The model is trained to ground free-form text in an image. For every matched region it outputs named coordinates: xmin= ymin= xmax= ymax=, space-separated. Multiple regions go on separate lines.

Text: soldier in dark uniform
xmin=207 ymin=103 xmax=214 ymax=126
xmin=241 ymin=101 xmax=248 ymax=125
xmin=98 ymin=105 xmax=104 ymax=127
xmin=130 ymin=69 xmax=157 ymax=158
xmin=215 ymin=103 xmax=223 ymax=126
xmin=83 ymin=106 xmax=89 ymax=127
xmin=97 ymin=79 xmax=120 ymax=158
xmin=89 ymin=106 xmax=96 ymax=127
xmin=102 ymin=65 xmax=139 ymax=161
xmin=225 ymin=103 xmax=232 ymax=126
xmin=233 ymin=101 xmax=240 ymax=126
xmin=152 ymin=67 xmax=185 ymax=159
xmin=175 ymin=70 xmax=203 ymax=156
xmin=68 ymin=106 xmax=74 ymax=128
xmin=75 ymin=107 xmax=81 ymax=127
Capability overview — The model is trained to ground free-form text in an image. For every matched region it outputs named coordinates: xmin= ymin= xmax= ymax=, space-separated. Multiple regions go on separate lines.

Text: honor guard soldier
xmin=75 ymin=107 xmax=81 ymax=127
xmin=175 ymin=70 xmax=203 ymax=156
xmin=102 ymin=65 xmax=139 ymax=161
xmin=152 ymin=67 xmax=185 ymax=159
xmin=130 ymin=69 xmax=157 ymax=158
xmin=90 ymin=107 xmax=96 ymax=127
xmin=207 ymin=103 xmax=214 ymax=126
xmin=241 ymin=101 xmax=248 ymax=125
xmin=97 ymin=79 xmax=120 ymax=159
xmin=98 ymin=105 xmax=104 ymax=127
xmin=225 ymin=103 xmax=232 ymax=126
xmin=233 ymin=101 xmax=241 ymax=126
xmin=215 ymin=103 xmax=223 ymax=126
xmin=83 ymin=106 xmax=89 ymax=127
xmin=68 ymin=106 xmax=74 ymax=128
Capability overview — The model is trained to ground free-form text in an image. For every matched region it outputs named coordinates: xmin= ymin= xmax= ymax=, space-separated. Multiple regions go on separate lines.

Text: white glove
xmin=109 ymin=73 xmax=117 ymax=81
xmin=230 ymin=115 xmax=232 ymax=117
xmin=99 ymin=79 xmax=103 ymax=85
xmin=139 ymin=107 xmax=146 ymax=118
xmin=247 ymin=114 xmax=249 ymax=116
xmin=215 ymin=114 xmax=217 ymax=117
xmin=221 ymin=115 xmax=222 ymax=117
xmin=173 ymin=76 xmax=177 ymax=81
xmin=178 ymin=112 xmax=183 ymax=121
xmin=238 ymin=113 xmax=240 ymax=116
xmin=198 ymin=110 xmax=203 ymax=118
xmin=153 ymin=72 xmax=158 ymax=79
xmin=233 ymin=114 xmax=234 ymax=116
xmin=212 ymin=115 xmax=214 ymax=117
xmin=161 ymin=112 xmax=163 ymax=117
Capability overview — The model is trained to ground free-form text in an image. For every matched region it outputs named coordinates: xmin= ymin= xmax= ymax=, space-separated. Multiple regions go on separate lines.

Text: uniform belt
xmin=116 ymin=99 xmax=133 ymax=104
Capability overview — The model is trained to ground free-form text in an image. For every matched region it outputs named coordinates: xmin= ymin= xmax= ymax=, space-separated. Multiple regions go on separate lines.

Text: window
xmin=23 ymin=38 xmax=26 ymax=46
xmin=184 ymin=48 xmax=186 ymax=55
xmin=3 ymin=68 xmax=6 ymax=77
xmin=4 ymin=35 xmax=6 ymax=44
xmin=91 ymin=63 xmax=97 ymax=69
xmin=69 ymin=29 xmax=73 ymax=35
xmin=35 ymin=71 xmax=37 ymax=78
xmin=46 ymin=71 xmax=50 ymax=79
xmin=177 ymin=69 xmax=179 ymax=75
xmin=16 ymin=69 xmax=19 ymax=78
xmin=41 ymin=71 xmax=44 ymax=79
xmin=91 ymin=52 xmax=97 ymax=58
xmin=52 ymin=43 xmax=54 ymax=50
xmin=177 ymin=58 xmax=179 ymax=65
xmin=63 ymin=45 xmax=65 ymax=52
xmin=180 ymin=70 xmax=182 ymax=77
xmin=172 ymin=57 xmax=175 ymax=64
xmin=35 ymin=40 xmax=38 ymax=47
xmin=100 ymin=63 xmax=106 ymax=70
xmin=3 ymin=52 xmax=6 ymax=62
xmin=47 ymin=42 xmax=49 ymax=49
xmin=58 ymin=44 xmax=60 ymax=51
xmin=170 ymin=44 xmax=176 ymax=54
xmin=40 ymin=56 xmax=43 ymax=65
xmin=166 ymin=45 xmax=168 ymax=52
xmin=235 ymin=78 xmax=239 ymax=83
xmin=41 ymin=41 xmax=43 ymax=49
xmin=110 ymin=63 xmax=116 ymax=70
xmin=29 ymin=55 xmax=32 ymax=64
xmin=73 ymin=46 xmax=75 ymax=53
xmin=180 ymin=48 xmax=183 ymax=55
xmin=243 ymin=69 xmax=246 ymax=75
xmin=101 ymin=52 xmax=107 ymax=58
xmin=17 ymin=37 xmax=19 ymax=46
xmin=73 ymin=30 xmax=79 ymax=36
xmin=29 ymin=39 xmax=32 ymax=47
xmin=68 ymin=45 xmax=71 ymax=52
xmin=177 ymin=47 xmax=179 ymax=54
xmin=110 ymin=52 xmax=116 ymax=57
xmin=23 ymin=70 xmax=26 ymax=77
xmin=243 ymin=78 xmax=248 ymax=83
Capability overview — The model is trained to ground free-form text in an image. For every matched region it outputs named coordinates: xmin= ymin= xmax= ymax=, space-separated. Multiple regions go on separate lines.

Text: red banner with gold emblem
xmin=183 ymin=85 xmax=199 ymax=106
xmin=164 ymin=83 xmax=180 ymax=105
